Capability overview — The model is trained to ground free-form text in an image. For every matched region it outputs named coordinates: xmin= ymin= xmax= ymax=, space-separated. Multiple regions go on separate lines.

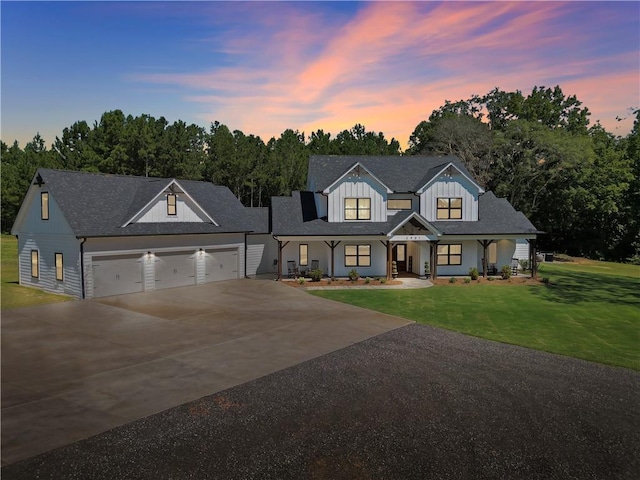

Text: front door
xmin=393 ymin=244 xmax=407 ymax=272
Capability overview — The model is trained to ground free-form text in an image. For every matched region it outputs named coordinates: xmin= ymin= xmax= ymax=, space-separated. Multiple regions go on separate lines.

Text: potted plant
xmin=424 ymin=260 xmax=431 ymax=279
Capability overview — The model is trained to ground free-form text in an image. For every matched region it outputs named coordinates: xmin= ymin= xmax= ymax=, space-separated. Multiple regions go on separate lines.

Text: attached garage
xmin=92 ymin=254 xmax=143 ymax=298
xmin=205 ymin=248 xmax=239 ymax=282
xmin=155 ymin=251 xmax=196 ymax=290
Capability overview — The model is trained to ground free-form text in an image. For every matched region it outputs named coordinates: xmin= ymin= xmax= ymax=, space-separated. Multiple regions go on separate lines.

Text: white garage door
xmin=205 ymin=248 xmax=239 ymax=282
xmin=92 ymin=254 xmax=143 ymax=298
xmin=155 ymin=252 xmax=195 ymax=290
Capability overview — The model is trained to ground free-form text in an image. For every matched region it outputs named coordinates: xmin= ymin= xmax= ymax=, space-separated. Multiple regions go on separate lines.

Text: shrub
xmin=365 ymin=277 xmax=371 ymax=284
xmin=327 ymin=278 xmax=332 ymax=285
xmin=468 ymin=267 xmax=479 ymax=280
xmin=488 ymin=276 xmax=495 ymax=282
xmin=348 ymin=268 xmax=360 ymax=281
xmin=309 ymin=268 xmax=323 ymax=282
xmin=519 ymin=259 xmax=530 ymax=271
xmin=501 ymin=265 xmax=512 ymax=280
xmin=298 ymin=277 xmax=305 ymax=285
xmin=330 ymin=276 xmax=336 ymax=282
xmin=542 ymin=277 xmax=550 ymax=284
xmin=449 ymin=277 xmax=457 ymax=284
xmin=464 ymin=277 xmax=471 ymax=283
xmin=380 ymin=277 xmax=387 ymax=284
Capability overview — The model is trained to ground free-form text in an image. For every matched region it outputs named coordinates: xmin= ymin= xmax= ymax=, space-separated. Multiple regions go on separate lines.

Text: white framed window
xmin=55 ymin=253 xmax=64 ymax=281
xmin=167 ymin=194 xmax=177 ymax=216
xmin=344 ymin=198 xmax=371 ymax=220
xmin=31 ymin=250 xmax=39 ymax=278
xmin=345 ymin=244 xmax=371 ymax=267
xmin=41 ymin=192 xmax=49 ymax=220
xmin=299 ymin=244 xmax=308 ymax=266
xmin=436 ymin=198 xmax=462 ymax=219
xmin=437 ymin=244 xmax=462 ymax=265
xmin=388 ymin=199 xmax=412 ymax=210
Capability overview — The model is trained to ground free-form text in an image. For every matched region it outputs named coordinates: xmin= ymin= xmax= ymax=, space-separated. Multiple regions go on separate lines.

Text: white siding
xmin=514 ymin=239 xmax=530 ymax=261
xmin=435 ymin=240 xmax=478 ymax=277
xmin=133 ymin=194 xmax=210 ymax=223
xmin=18 ymin=234 xmax=82 ymax=298
xmin=246 ymin=234 xmax=279 ymax=277
xmin=421 ymin=175 xmax=478 ymax=221
xmin=496 ymin=239 xmax=516 ymax=269
xmin=326 ymin=176 xmax=387 ymax=222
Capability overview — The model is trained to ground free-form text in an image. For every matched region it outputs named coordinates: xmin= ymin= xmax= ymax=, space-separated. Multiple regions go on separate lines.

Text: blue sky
xmin=2 ymin=1 xmax=638 ymax=149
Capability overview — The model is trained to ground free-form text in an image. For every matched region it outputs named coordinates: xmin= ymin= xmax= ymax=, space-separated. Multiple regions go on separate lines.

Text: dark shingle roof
xmin=272 ymin=191 xmax=540 ymax=237
xmin=36 ymin=169 xmax=263 ymax=237
xmin=307 ymin=155 xmax=478 ymax=192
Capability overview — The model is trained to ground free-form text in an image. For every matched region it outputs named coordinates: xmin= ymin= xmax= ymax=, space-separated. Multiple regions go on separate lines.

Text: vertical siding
xmin=387 ymin=194 xmax=418 ymax=217
xmin=18 ymin=234 xmax=82 ymax=298
xmin=134 ymin=195 xmax=210 ymax=223
xmin=421 ymin=175 xmax=478 ymax=221
xmin=327 ymin=176 xmax=387 ymax=222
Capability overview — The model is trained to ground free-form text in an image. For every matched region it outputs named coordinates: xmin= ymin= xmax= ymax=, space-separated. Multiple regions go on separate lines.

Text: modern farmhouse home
xmin=271 ymin=156 xmax=541 ymax=280
xmin=11 ymin=169 xmax=275 ymax=299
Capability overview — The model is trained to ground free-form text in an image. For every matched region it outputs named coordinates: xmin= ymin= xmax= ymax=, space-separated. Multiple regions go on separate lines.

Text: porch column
xmin=530 ymin=239 xmax=538 ymax=279
xmin=277 ymin=240 xmax=289 ymax=281
xmin=430 ymin=240 xmax=439 ymax=280
xmin=324 ymin=241 xmax=340 ymax=278
xmin=478 ymin=240 xmax=493 ymax=278
xmin=386 ymin=241 xmax=392 ymax=280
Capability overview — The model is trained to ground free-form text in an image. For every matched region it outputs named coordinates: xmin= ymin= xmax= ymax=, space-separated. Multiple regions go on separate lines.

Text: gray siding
xmin=327 ymin=176 xmax=387 ymax=222
xmin=421 ymin=175 xmax=479 ymax=221
xmin=132 ymin=192 xmax=210 ymax=223
xmin=18 ymin=234 xmax=82 ymax=298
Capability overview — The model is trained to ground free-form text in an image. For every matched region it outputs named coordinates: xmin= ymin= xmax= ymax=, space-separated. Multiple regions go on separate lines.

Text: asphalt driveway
xmin=2 ymin=324 xmax=638 ymax=479
xmin=1 ymin=279 xmax=411 ymax=465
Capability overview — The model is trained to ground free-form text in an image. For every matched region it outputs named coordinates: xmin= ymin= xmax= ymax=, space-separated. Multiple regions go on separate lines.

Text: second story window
xmin=436 ymin=198 xmax=462 ymax=220
xmin=167 ymin=194 xmax=177 ymax=216
xmin=41 ymin=192 xmax=49 ymax=220
xmin=388 ymin=199 xmax=412 ymax=210
xmin=344 ymin=198 xmax=371 ymax=220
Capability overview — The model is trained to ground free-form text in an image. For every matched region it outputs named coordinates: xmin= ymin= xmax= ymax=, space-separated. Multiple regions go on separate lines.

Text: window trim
xmin=31 ymin=250 xmax=39 ymax=278
xmin=41 ymin=192 xmax=49 ymax=220
xmin=436 ymin=197 xmax=462 ymax=220
xmin=388 ymin=199 xmax=412 ymax=210
xmin=167 ymin=193 xmax=177 ymax=216
xmin=344 ymin=244 xmax=371 ymax=267
xmin=55 ymin=252 xmax=64 ymax=281
xmin=437 ymin=244 xmax=462 ymax=266
xmin=344 ymin=198 xmax=371 ymax=221
xmin=299 ymin=244 xmax=308 ymax=266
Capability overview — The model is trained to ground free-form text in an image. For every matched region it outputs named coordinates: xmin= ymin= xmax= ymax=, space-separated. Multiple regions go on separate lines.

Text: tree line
xmin=2 ymin=86 xmax=638 ymax=262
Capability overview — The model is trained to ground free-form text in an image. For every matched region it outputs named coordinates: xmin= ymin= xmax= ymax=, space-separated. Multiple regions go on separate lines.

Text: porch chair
xmin=310 ymin=259 xmax=319 ymax=272
xmin=287 ymin=261 xmax=299 ymax=278
xmin=511 ymin=258 xmax=519 ymax=276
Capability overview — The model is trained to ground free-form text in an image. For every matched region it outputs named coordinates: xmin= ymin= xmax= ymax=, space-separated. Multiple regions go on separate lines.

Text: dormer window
xmin=437 ymin=198 xmax=462 ymax=220
xmin=388 ymin=199 xmax=412 ymax=210
xmin=41 ymin=192 xmax=49 ymax=220
xmin=167 ymin=194 xmax=177 ymax=216
xmin=345 ymin=198 xmax=371 ymax=220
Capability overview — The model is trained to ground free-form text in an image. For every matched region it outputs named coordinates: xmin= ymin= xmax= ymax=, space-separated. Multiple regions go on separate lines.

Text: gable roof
xmin=21 ymin=169 xmax=262 ymax=237
xmin=307 ymin=155 xmax=479 ymax=193
xmin=322 ymin=162 xmax=393 ymax=194
xmin=272 ymin=191 xmax=541 ymax=237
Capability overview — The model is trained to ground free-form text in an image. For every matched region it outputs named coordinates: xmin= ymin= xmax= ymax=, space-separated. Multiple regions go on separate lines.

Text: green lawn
xmin=311 ymin=260 xmax=640 ymax=370
xmin=1 ymin=234 xmax=73 ymax=309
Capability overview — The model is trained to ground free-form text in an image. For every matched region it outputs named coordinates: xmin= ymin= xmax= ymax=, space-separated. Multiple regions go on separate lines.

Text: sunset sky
xmin=2 ymin=1 xmax=638 ymax=149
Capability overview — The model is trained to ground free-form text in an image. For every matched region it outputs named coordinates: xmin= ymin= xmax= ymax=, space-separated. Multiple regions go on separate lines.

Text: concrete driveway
xmin=1 ymin=279 xmax=411 ymax=465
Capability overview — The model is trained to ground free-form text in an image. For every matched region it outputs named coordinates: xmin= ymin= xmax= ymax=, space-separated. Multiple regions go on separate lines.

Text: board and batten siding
xmin=387 ymin=194 xmax=418 ymax=217
xmin=133 ymin=194 xmax=210 ymax=223
xmin=420 ymin=175 xmax=478 ymax=222
xmin=326 ymin=176 xmax=387 ymax=222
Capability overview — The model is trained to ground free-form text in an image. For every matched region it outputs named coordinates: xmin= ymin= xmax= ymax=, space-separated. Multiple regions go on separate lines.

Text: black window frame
xmin=167 ymin=193 xmax=177 ymax=216
xmin=344 ymin=198 xmax=371 ymax=221
xmin=299 ymin=244 xmax=308 ymax=266
xmin=41 ymin=192 xmax=49 ymax=220
xmin=436 ymin=197 xmax=462 ymax=220
xmin=437 ymin=244 xmax=462 ymax=266
xmin=31 ymin=250 xmax=39 ymax=278
xmin=344 ymin=244 xmax=371 ymax=267
xmin=55 ymin=252 xmax=64 ymax=281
